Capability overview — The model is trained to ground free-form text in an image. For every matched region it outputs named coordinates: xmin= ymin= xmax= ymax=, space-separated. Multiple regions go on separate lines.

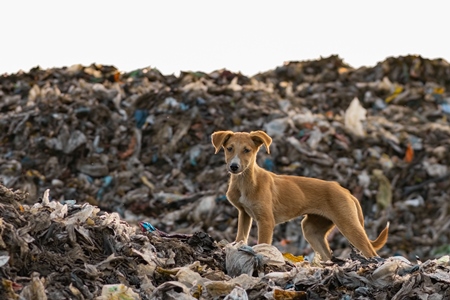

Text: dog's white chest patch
xmin=239 ymin=195 xmax=250 ymax=205
xmin=239 ymin=195 xmax=257 ymax=219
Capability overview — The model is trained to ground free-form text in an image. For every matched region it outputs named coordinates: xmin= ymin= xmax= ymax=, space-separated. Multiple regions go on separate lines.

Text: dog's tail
xmin=370 ymin=222 xmax=390 ymax=250
xmin=352 ymin=194 xmax=389 ymax=251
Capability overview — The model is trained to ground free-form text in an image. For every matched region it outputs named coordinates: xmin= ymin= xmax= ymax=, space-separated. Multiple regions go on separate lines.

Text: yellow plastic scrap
xmin=156 ymin=266 xmax=179 ymax=275
xmin=385 ymin=85 xmax=404 ymax=103
xmin=434 ymin=87 xmax=445 ymax=95
xmin=140 ymin=176 xmax=155 ymax=191
xmin=191 ymin=284 xmax=203 ymax=299
xmin=282 ymin=252 xmax=304 ymax=263
xmin=25 ymin=170 xmax=46 ymax=182
xmin=86 ymin=217 xmax=95 ymax=226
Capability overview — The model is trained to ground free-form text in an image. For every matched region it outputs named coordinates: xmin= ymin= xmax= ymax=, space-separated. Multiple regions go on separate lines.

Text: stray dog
xmin=211 ymin=130 xmax=389 ymax=260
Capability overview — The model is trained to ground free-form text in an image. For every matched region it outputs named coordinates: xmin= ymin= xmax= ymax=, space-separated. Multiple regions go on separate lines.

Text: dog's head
xmin=211 ymin=130 xmax=272 ymax=174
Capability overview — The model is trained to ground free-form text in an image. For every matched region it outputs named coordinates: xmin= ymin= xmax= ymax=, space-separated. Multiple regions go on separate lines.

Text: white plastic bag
xmin=344 ymin=97 xmax=367 ymax=137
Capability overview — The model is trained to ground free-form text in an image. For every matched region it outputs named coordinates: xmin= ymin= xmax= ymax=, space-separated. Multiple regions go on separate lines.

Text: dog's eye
xmin=226 ymin=147 xmax=233 ymax=152
xmin=243 ymin=148 xmax=250 ymax=153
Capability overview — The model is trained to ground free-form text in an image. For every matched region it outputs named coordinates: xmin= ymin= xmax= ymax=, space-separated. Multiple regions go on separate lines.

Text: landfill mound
xmin=0 ymin=55 xmax=450 ymax=298
xmin=0 ymin=183 xmax=449 ymax=299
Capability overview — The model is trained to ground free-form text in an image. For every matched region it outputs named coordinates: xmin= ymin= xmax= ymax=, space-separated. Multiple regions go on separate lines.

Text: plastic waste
xmin=99 ymin=284 xmax=141 ymax=300
xmin=372 ymin=169 xmax=392 ymax=211
xmin=225 ymin=242 xmax=285 ymax=277
xmin=344 ymin=97 xmax=367 ymax=137
xmin=1 ymin=55 xmax=450 ymax=299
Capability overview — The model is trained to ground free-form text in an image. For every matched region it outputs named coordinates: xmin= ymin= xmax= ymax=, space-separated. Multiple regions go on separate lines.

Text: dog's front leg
xmin=256 ymin=216 xmax=275 ymax=244
xmin=236 ymin=209 xmax=252 ymax=243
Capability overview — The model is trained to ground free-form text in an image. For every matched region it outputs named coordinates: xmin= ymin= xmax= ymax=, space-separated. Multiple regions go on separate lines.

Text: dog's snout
xmin=230 ymin=163 xmax=239 ymax=172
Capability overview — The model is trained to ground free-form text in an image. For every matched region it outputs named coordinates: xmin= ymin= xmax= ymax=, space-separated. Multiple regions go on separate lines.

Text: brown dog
xmin=211 ymin=130 xmax=389 ymax=260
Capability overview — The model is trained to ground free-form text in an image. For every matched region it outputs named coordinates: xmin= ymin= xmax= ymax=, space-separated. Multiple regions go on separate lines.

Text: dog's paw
xmin=372 ymin=256 xmax=385 ymax=264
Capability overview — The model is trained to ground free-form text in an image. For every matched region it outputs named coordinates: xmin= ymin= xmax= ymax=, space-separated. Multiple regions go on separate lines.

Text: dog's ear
xmin=211 ymin=131 xmax=234 ymax=154
xmin=249 ymin=131 xmax=272 ymax=154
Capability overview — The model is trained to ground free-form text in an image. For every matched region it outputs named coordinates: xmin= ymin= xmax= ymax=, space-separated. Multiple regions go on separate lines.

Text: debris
xmin=99 ymin=284 xmax=141 ymax=300
xmin=225 ymin=242 xmax=285 ymax=277
xmin=344 ymin=97 xmax=367 ymax=137
xmin=1 ymin=55 xmax=450 ymax=298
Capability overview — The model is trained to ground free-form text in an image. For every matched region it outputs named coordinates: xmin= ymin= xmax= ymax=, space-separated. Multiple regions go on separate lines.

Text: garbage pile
xmin=1 ymin=184 xmax=449 ymax=299
xmin=0 ymin=55 xmax=449 ymax=297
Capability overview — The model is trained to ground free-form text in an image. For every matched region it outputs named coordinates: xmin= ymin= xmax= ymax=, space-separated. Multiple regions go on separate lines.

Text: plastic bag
xmin=344 ymin=97 xmax=367 ymax=137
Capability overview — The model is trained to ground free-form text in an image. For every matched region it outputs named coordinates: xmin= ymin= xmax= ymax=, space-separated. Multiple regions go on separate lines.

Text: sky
xmin=1 ymin=1 xmax=449 ymax=77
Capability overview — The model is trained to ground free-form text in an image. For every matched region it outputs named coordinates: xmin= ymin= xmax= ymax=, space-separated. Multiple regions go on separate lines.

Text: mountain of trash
xmin=0 ymin=55 xmax=449 ymax=299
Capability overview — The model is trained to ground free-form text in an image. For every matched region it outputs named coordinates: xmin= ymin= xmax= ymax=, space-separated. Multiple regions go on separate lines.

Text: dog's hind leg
xmin=334 ymin=219 xmax=378 ymax=258
xmin=301 ymin=214 xmax=335 ymax=261
xmin=351 ymin=195 xmax=365 ymax=227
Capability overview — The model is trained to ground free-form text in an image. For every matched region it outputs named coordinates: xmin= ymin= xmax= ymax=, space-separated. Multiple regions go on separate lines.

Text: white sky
xmin=1 ymin=1 xmax=449 ymax=76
